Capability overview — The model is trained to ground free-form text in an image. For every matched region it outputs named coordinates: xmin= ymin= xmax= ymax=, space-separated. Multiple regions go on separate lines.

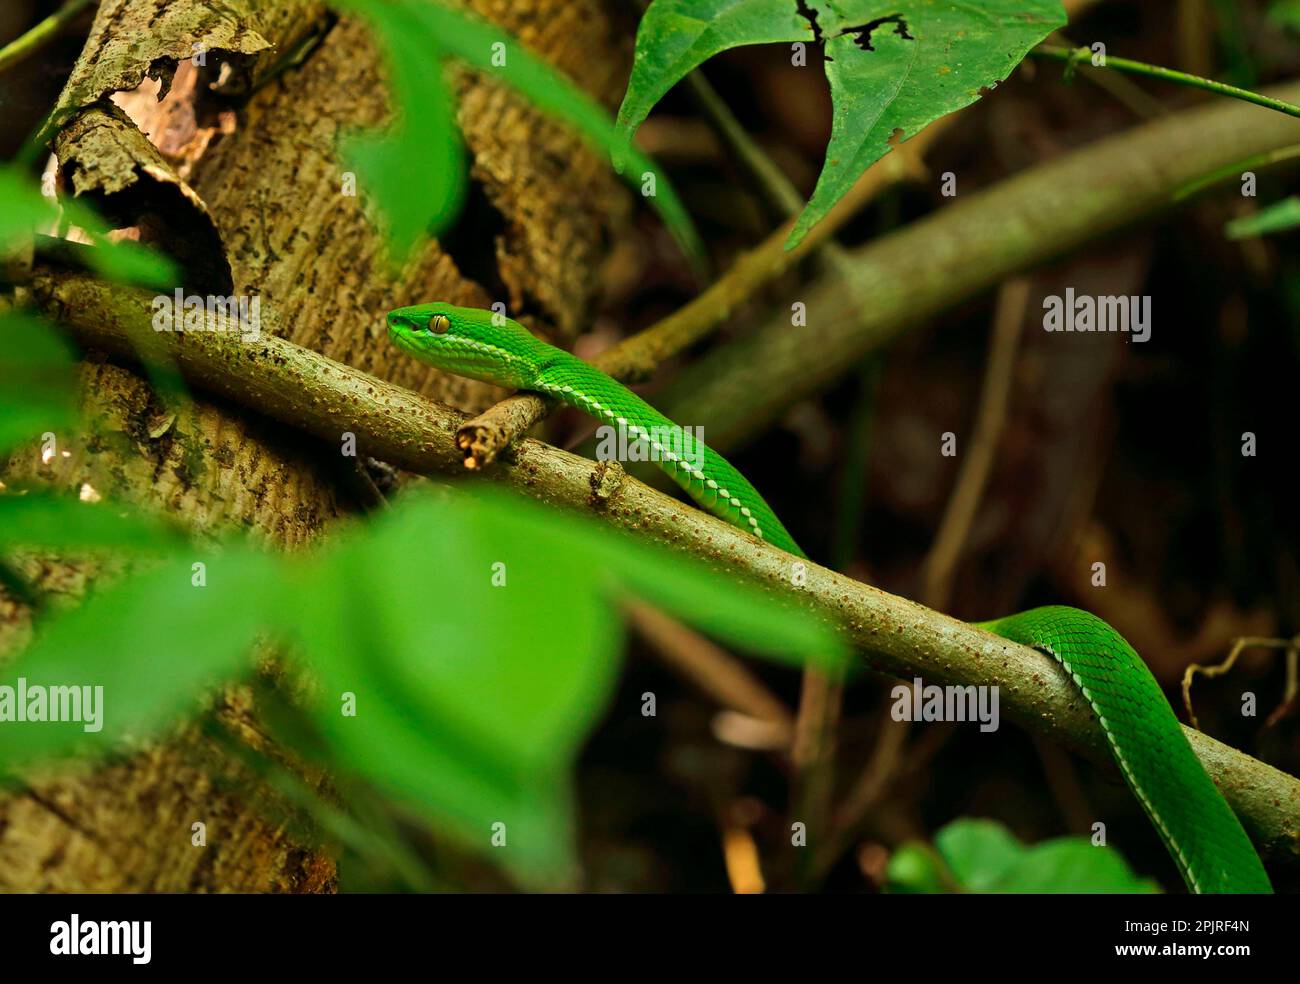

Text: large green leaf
xmin=458 ymin=485 xmax=848 ymax=672
xmin=616 ymin=0 xmax=1065 ymax=249
xmin=286 ymin=487 xmax=844 ymax=882
xmin=290 ymin=503 xmax=618 ymax=881
xmin=933 ymin=815 xmax=1025 ymax=891
xmin=583 ymin=527 xmax=845 ymax=668
xmin=0 ymin=482 xmax=843 ymax=885
xmin=804 ymin=1 xmax=1064 ymax=246
xmin=615 ymin=0 xmax=813 ymax=146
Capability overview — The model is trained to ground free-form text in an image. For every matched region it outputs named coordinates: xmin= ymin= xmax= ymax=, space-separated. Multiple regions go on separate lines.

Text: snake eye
xmin=430 ymin=314 xmax=451 ymax=335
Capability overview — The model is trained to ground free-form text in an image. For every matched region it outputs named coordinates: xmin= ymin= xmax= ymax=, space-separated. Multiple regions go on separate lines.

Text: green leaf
xmin=614 ymin=0 xmax=813 ymax=150
xmin=306 ymin=496 xmax=625 ymax=772
xmin=286 ymin=486 xmax=843 ymax=882
xmin=616 ymin=0 xmax=1065 ymax=249
xmin=994 ymin=837 xmax=1160 ymax=893
xmin=887 ymin=818 xmax=1159 ymax=894
xmin=333 ymin=0 xmax=705 ymax=272
xmin=934 ymin=817 xmax=1024 ymax=891
xmin=450 ymin=485 xmax=848 ymax=672
xmin=287 ymin=493 xmax=621 ymax=882
xmin=0 ymin=166 xmax=178 ymax=287
xmin=800 ymin=1 xmax=1064 ymax=247
xmin=1225 ymin=196 xmax=1300 ymax=239
xmin=0 ymin=481 xmax=841 ymax=886
xmin=0 ymin=550 xmax=284 ymax=765
xmin=883 ymin=842 xmax=948 ymax=893
xmin=1269 ymin=0 xmax=1300 ymax=34
xmin=334 ymin=0 xmax=469 ymax=264
xmin=585 ymin=529 xmax=847 ymax=670
xmin=0 ymin=492 xmax=187 ymax=553
xmin=0 ymin=311 xmax=79 ymax=453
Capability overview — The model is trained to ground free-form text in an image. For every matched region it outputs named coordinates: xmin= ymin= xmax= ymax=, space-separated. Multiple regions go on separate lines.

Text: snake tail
xmin=980 ymin=606 xmax=1271 ymax=893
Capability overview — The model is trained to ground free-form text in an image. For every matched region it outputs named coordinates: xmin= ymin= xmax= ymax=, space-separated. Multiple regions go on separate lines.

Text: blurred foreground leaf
xmin=334 ymin=0 xmax=468 ymax=264
xmin=0 ymin=484 xmax=844 ymax=885
xmin=0 ymin=311 xmax=79 ymax=453
xmin=0 ymin=165 xmax=178 ymax=286
xmin=287 ymin=488 xmax=845 ymax=882
xmin=1225 ymin=196 xmax=1300 ymax=239
xmin=0 ymin=551 xmax=285 ymax=763
xmin=334 ymin=0 xmax=704 ymax=271
xmin=0 ymin=492 xmax=187 ymax=553
xmin=887 ymin=818 xmax=1159 ymax=893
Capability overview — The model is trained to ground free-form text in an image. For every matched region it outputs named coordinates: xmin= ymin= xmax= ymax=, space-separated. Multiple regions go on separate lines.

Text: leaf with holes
xmin=616 ymin=0 xmax=1065 ymax=249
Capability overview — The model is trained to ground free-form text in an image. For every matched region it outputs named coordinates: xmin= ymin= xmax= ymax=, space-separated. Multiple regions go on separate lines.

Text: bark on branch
xmin=31 ymin=270 xmax=1300 ymax=869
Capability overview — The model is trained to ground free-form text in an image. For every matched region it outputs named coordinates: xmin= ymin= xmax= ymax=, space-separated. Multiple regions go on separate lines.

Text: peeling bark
xmin=48 ymin=0 xmax=326 ymax=128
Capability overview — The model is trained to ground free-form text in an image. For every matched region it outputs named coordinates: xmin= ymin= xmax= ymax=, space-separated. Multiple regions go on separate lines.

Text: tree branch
xmin=30 ymin=269 xmax=1300 ymax=866
xmin=656 ymin=81 xmax=1300 ymax=453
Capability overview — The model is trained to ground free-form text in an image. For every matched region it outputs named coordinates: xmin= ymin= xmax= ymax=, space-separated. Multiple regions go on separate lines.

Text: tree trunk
xmin=0 ymin=0 xmax=629 ymax=892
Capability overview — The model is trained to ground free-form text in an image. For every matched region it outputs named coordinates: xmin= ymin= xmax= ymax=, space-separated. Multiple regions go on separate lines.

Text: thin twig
xmin=684 ymin=71 xmax=808 ymax=220
xmin=1031 ymin=44 xmax=1300 ymax=120
xmin=1182 ymin=635 xmax=1300 ymax=730
xmin=1044 ymin=33 xmax=1167 ymax=119
xmin=680 ymin=68 xmax=888 ymax=874
xmin=0 ymin=0 xmax=95 ymax=76
xmin=819 ymin=280 xmax=1029 ymax=878
xmin=919 ymin=277 xmax=1031 ymax=612
xmin=1264 ymin=647 xmax=1298 ymax=731
xmin=625 ymin=599 xmax=795 ymax=742
xmin=652 ymin=80 xmax=1300 ymax=455
xmin=1172 ymin=143 xmax=1300 ymax=202
xmin=720 ymin=805 xmax=767 ymax=894
xmin=789 ymin=661 xmax=842 ymax=876
xmin=797 ymin=360 xmax=882 ymax=882
xmin=1033 ymin=734 xmax=1095 ymax=835
xmin=815 ymin=710 xmax=909 ymax=877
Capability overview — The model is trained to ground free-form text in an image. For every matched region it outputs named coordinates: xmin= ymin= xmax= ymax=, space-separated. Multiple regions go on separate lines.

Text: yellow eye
xmin=430 ymin=314 xmax=451 ymax=334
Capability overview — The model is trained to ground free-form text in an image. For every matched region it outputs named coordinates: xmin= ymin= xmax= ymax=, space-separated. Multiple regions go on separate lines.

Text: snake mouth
xmin=387 ymin=313 xmax=422 ymax=351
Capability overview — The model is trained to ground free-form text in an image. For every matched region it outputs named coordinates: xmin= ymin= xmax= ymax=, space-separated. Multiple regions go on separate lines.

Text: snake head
xmin=387 ymin=302 xmax=552 ymax=389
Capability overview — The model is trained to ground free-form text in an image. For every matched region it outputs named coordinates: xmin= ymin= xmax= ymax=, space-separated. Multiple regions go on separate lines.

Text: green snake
xmin=387 ymin=302 xmax=1272 ymax=894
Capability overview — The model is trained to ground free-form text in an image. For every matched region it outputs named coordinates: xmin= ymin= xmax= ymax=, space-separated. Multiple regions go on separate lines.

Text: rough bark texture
xmin=1 ymin=0 xmax=630 ymax=892
xmin=0 ymin=363 xmax=348 ymax=892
